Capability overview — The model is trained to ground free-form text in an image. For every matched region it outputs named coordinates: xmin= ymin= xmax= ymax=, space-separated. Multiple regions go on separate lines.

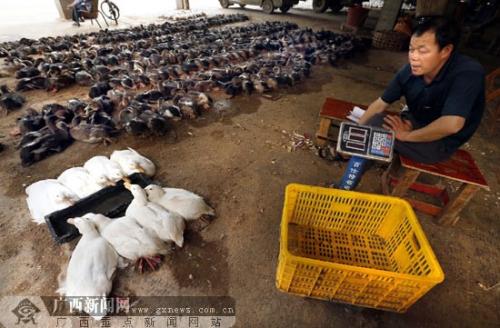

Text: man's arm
xmin=383 ymin=115 xmax=465 ymax=142
xmin=358 ymin=97 xmax=390 ymax=125
xmin=359 ymin=64 xmax=408 ymax=124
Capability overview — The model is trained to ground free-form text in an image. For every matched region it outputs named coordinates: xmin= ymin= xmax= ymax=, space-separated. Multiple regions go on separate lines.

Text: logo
xmin=12 ymin=298 xmax=40 ymax=324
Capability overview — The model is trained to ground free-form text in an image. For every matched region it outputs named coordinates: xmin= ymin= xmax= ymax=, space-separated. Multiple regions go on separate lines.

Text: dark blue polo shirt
xmin=381 ymin=52 xmax=485 ymax=153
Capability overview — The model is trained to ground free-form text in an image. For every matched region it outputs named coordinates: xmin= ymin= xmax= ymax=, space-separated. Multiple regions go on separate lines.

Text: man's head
xmin=408 ymin=17 xmax=460 ymax=79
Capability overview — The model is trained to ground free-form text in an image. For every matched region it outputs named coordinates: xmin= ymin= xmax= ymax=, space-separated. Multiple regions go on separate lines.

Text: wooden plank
xmin=400 ymin=150 xmax=489 ymax=189
xmin=438 ymin=184 xmax=480 ymax=225
xmin=381 ymin=165 xmax=393 ymax=195
xmin=406 ymin=199 xmax=442 ymax=217
xmin=382 ymin=156 xmax=401 ymax=195
xmin=316 ymin=117 xmax=332 ymax=147
xmin=391 ymin=169 xmax=420 ymax=197
xmin=319 ymin=98 xmax=367 ymax=120
xmin=389 ymin=177 xmax=450 ymax=205
xmin=315 ymin=134 xmax=338 ymax=143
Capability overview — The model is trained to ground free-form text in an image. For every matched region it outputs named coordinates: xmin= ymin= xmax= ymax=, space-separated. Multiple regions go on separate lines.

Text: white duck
xmin=86 ymin=212 xmax=168 ymax=271
xmin=125 ymin=183 xmax=185 ymax=247
xmin=110 ymin=147 xmax=156 ymax=177
xmin=25 ymin=179 xmax=79 ymax=224
xmin=144 ymin=184 xmax=215 ymax=221
xmin=57 ymin=167 xmax=102 ymax=198
xmin=57 ymin=215 xmax=118 ymax=320
xmin=84 ymin=155 xmax=124 ymax=187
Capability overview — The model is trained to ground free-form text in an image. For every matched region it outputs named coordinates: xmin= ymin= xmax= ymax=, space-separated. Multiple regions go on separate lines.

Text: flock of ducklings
xmin=0 ymin=13 xmax=367 ymax=166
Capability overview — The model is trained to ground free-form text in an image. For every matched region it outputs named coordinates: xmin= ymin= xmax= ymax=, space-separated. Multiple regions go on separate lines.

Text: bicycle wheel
xmin=313 ymin=0 xmax=328 ymax=13
xmin=100 ymin=1 xmax=120 ymax=24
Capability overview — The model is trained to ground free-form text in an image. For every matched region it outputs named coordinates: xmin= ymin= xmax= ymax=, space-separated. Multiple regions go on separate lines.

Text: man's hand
xmin=382 ymin=115 xmax=413 ymax=141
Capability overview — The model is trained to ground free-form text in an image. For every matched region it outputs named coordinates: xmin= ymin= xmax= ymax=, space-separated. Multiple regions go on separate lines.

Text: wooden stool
xmin=382 ymin=150 xmax=490 ymax=226
xmin=316 ymin=98 xmax=367 ymax=147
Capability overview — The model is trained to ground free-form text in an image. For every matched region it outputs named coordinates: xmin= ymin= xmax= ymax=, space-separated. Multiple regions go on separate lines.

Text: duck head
xmin=109 ymin=167 xmax=124 ymax=182
xmin=83 ymin=212 xmax=111 ymax=232
xmin=144 ymin=184 xmax=165 ymax=200
xmin=53 ymin=189 xmax=79 ymax=205
xmin=124 ymin=183 xmax=149 ymax=204
xmin=95 ymin=173 xmax=115 ymax=187
xmin=67 ymin=216 xmax=98 ymax=235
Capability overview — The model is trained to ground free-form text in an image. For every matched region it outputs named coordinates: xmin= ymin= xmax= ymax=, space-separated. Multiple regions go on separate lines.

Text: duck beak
xmin=123 ymin=180 xmax=131 ymax=190
xmin=63 ymin=195 xmax=77 ymax=204
xmin=106 ymin=179 xmax=116 ymax=187
xmin=134 ymin=165 xmax=145 ymax=173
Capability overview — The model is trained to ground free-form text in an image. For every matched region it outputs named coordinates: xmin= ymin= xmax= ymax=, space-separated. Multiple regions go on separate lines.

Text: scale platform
xmin=336 ymin=122 xmax=395 ymax=162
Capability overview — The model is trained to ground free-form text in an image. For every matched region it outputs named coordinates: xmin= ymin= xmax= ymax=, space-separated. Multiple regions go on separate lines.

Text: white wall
xmin=0 ymin=0 xmax=316 ymax=41
xmin=0 ymin=0 xmax=315 ymax=24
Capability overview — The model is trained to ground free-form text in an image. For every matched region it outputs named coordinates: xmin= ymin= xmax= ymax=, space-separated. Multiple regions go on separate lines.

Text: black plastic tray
xmin=45 ymin=173 xmax=155 ymax=244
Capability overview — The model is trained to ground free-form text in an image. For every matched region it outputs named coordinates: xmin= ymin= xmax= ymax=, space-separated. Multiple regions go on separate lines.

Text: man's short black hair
xmin=413 ymin=17 xmax=460 ymax=50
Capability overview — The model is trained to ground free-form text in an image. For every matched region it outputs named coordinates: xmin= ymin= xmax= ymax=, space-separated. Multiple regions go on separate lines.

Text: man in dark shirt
xmin=335 ymin=17 xmax=485 ymax=190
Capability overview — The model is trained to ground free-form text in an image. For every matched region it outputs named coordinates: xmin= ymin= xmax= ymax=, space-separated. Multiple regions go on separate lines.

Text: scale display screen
xmin=336 ymin=122 xmax=395 ymax=162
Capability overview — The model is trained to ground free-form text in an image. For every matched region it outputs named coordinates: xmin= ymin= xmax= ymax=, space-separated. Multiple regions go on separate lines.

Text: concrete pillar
xmin=176 ymin=0 xmax=190 ymax=9
xmin=54 ymin=0 xmax=73 ymax=19
xmin=375 ymin=0 xmax=404 ymax=31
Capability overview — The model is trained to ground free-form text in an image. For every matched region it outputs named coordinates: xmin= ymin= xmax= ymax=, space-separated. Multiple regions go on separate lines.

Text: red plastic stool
xmin=382 ymin=150 xmax=490 ymax=225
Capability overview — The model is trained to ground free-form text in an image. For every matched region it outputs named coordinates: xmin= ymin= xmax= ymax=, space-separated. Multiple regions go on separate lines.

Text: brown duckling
xmin=140 ymin=109 xmax=170 ymax=136
xmin=158 ymin=100 xmax=182 ymax=121
xmin=89 ymin=82 xmax=112 ymax=99
xmin=16 ymin=76 xmax=47 ymax=92
xmin=67 ymin=99 xmax=88 ymax=115
xmin=187 ymin=91 xmax=212 ymax=111
xmin=69 ymin=116 xmax=115 ymax=145
xmin=20 ymin=116 xmax=73 ymax=166
xmin=0 ymin=84 xmax=26 ymax=114
xmin=174 ymin=94 xmax=199 ymax=119
xmin=107 ymin=89 xmax=133 ymax=111
xmin=17 ymin=107 xmax=44 ymax=134
xmin=119 ymin=107 xmax=148 ymax=135
xmin=120 ymin=76 xmax=136 ymax=90
xmin=135 ymin=89 xmax=163 ymax=104
xmin=15 ymin=67 xmax=41 ymax=79
xmin=46 ymin=72 xmax=75 ymax=93
xmin=75 ymin=70 xmax=94 ymax=86
xmin=42 ymin=103 xmax=73 ymax=123
xmin=91 ymin=95 xmax=114 ymax=114
xmin=135 ymin=74 xmax=151 ymax=89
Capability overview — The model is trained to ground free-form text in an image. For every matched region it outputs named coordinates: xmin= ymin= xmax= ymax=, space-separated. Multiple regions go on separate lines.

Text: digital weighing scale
xmin=336 ymin=122 xmax=395 ymax=162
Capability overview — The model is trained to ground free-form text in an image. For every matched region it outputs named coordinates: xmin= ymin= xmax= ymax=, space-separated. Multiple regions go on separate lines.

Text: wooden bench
xmin=382 ymin=149 xmax=490 ymax=226
xmin=315 ymin=98 xmax=367 ymax=147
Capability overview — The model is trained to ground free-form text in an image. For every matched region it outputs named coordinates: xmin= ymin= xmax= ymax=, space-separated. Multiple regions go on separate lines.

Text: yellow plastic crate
xmin=276 ymin=184 xmax=444 ymax=312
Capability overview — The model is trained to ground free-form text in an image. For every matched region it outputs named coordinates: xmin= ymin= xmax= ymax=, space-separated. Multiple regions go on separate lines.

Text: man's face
xmin=408 ymin=30 xmax=452 ymax=77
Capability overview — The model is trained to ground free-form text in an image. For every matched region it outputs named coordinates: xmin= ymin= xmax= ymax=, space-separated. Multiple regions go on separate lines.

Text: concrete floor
xmin=0 ymin=6 xmax=499 ymax=328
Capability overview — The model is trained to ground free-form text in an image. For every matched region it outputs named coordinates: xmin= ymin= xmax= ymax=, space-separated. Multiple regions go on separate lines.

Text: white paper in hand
xmin=346 ymin=106 xmax=366 ymax=123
